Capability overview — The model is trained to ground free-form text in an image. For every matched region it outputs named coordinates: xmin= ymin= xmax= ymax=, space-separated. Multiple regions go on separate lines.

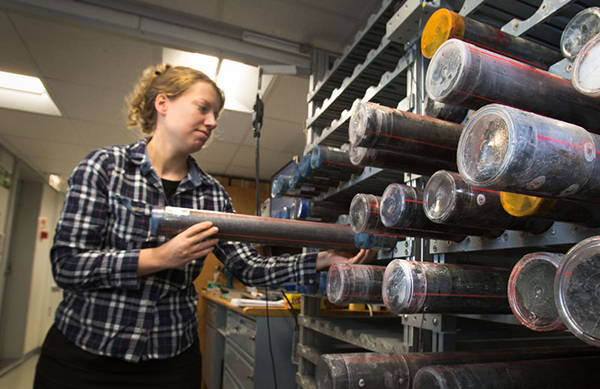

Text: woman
xmin=34 ymin=64 xmax=375 ymax=388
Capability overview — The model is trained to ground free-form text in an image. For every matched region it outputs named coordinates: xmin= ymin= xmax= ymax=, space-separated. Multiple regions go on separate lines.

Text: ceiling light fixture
xmin=162 ymin=48 xmax=264 ymax=114
xmin=0 ymin=70 xmax=61 ymax=116
xmin=0 ymin=71 xmax=45 ymax=94
xmin=162 ymin=48 xmax=219 ymax=79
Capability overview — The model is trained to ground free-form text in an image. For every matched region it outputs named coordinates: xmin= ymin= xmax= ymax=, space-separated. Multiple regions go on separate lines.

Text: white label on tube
xmin=165 ymin=206 xmax=191 ymax=216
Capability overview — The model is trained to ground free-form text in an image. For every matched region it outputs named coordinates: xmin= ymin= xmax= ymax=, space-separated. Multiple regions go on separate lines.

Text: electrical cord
xmin=265 ymin=286 xmax=278 ymax=389
xmin=282 ymin=291 xmax=300 ymax=364
xmin=281 ymin=291 xmax=299 ymax=328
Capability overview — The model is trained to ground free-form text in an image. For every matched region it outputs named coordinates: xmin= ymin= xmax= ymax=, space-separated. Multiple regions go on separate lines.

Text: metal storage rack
xmin=293 ymin=1 xmax=600 ymax=387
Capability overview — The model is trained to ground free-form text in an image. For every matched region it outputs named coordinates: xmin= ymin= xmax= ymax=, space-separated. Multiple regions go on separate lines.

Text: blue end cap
xmin=299 ymin=155 xmax=312 ymax=177
xmin=150 ymin=208 xmax=162 ymax=236
xmin=354 ymin=233 xmax=373 ymax=249
xmin=297 ymin=198 xmax=310 ymax=219
xmin=289 ymin=167 xmax=301 ymax=189
xmin=310 ymin=145 xmax=322 ymax=169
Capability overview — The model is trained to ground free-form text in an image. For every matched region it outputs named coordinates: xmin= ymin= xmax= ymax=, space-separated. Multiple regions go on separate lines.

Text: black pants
xmin=34 ymin=325 xmax=202 ymax=389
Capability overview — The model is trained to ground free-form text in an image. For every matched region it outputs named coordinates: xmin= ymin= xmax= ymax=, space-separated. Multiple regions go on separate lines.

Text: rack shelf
xmin=461 ymin=0 xmax=598 ymax=48
xmin=306 ymin=36 xmax=405 ymax=130
xmin=298 ymin=316 xmax=405 ymax=354
xmin=308 ymin=0 xmax=401 ymax=103
xmin=432 ymin=222 xmax=600 ymax=254
xmin=304 ymin=49 xmax=413 ymax=154
xmin=313 ymin=167 xmax=402 ymax=203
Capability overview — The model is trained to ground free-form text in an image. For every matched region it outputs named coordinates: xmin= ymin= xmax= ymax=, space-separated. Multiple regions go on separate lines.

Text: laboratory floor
xmin=0 ymin=353 xmax=38 ymax=389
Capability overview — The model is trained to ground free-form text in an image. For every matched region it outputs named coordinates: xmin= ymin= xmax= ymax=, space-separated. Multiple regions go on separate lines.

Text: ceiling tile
xmin=71 ymin=119 xmax=139 ymax=150
xmin=3 ymin=136 xmax=88 ymax=162
xmin=224 ymin=164 xmax=272 ymax=181
xmin=0 ymin=11 xmax=40 ymax=76
xmin=11 ymin=12 xmax=162 ymax=91
xmin=135 ymin=0 xmax=225 ymax=20
xmin=219 ymin=0 xmax=380 ymax=53
xmin=294 ymin=0 xmax=381 ymax=19
xmin=193 ymin=140 xmax=240 ymax=166
xmin=214 ymin=109 xmax=252 ymax=145
xmin=0 ymin=108 xmax=79 ymax=142
xmin=242 ymin=117 xmax=306 ymax=154
xmin=46 ymin=80 xmax=128 ymax=125
xmin=263 ymin=75 xmax=309 ymax=123
xmin=230 ymin=145 xmax=295 ymax=178
xmin=197 ymin=161 xmax=228 ymax=177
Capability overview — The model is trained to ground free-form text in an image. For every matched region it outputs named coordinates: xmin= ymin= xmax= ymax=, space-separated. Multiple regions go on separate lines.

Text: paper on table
xmin=230 ymin=298 xmax=285 ymax=308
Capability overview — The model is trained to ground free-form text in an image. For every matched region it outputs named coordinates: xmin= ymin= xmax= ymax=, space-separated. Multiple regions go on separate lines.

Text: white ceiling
xmin=0 ymin=0 xmax=383 ymax=183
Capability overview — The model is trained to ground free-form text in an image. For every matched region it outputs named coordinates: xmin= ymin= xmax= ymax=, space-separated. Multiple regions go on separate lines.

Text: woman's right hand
xmin=138 ymin=222 xmax=219 ymax=276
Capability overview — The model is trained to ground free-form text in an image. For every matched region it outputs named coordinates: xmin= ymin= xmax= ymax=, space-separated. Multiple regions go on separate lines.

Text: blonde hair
xmin=127 ymin=64 xmax=225 ymax=134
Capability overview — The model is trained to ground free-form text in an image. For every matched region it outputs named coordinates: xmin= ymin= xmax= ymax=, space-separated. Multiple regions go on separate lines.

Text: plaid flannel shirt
xmin=51 ymin=138 xmax=317 ymax=362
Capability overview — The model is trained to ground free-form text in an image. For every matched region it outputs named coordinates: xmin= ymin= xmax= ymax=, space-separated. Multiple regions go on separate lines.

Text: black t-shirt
xmin=162 ymin=179 xmax=181 ymax=203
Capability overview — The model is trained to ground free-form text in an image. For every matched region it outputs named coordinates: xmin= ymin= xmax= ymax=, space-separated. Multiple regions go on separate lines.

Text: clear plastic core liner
xmin=573 ymin=33 xmax=600 ymax=98
xmin=426 ymin=39 xmax=600 ymax=132
xmin=382 ymin=259 xmax=511 ymax=314
xmin=348 ymin=101 xmax=463 ymax=164
xmin=457 ymin=104 xmax=600 ymax=200
xmin=151 ymin=206 xmax=359 ymax=250
xmin=555 ymin=236 xmax=600 ymax=347
xmin=508 ymin=252 xmax=565 ymax=332
xmin=354 ymin=233 xmax=400 ymax=250
xmin=422 ymin=8 xmax=562 ymax=69
xmin=424 ymin=96 xmax=468 ymax=123
xmin=316 ymin=347 xmax=600 ymax=389
xmin=561 ymin=7 xmax=600 ymax=60
xmin=423 ymin=169 xmax=552 ymax=233
xmin=413 ymin=357 xmax=600 ymax=389
xmin=380 ymin=182 xmax=500 ymax=237
xmin=380 ymin=183 xmax=418 ymax=228
xmin=348 ymin=143 xmax=458 ymax=174
xmin=349 ymin=193 xmax=383 ymax=233
xmin=310 ymin=145 xmax=360 ymax=171
xmin=326 ymin=263 xmax=386 ymax=305
xmin=291 ymin=198 xmax=346 ymax=222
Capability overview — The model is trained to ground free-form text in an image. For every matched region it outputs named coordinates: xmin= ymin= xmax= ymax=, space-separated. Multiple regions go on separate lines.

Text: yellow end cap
xmin=500 ymin=192 xmax=556 ymax=217
xmin=421 ymin=8 xmax=465 ymax=58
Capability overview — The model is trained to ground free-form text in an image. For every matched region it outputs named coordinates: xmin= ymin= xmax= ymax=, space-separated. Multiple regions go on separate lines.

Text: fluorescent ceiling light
xmin=0 ymin=70 xmax=61 ymax=116
xmin=162 ymin=48 xmax=273 ymax=114
xmin=0 ymin=70 xmax=45 ymax=94
xmin=162 ymin=48 xmax=219 ymax=79
xmin=217 ymin=59 xmax=259 ymax=113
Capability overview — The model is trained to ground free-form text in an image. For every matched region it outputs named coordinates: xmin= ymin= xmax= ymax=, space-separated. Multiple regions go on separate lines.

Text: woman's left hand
xmin=315 ymin=249 xmax=378 ymax=271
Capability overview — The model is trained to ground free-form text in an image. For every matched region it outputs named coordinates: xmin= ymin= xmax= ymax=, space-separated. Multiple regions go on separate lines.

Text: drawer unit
xmin=202 ymin=294 xmax=297 ymax=389
xmin=226 ymin=310 xmax=256 ymax=358
xmin=203 ymin=322 xmax=216 ymax=388
xmin=224 ymin=340 xmax=255 ymax=389
xmin=206 ymin=300 xmax=217 ymax=327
